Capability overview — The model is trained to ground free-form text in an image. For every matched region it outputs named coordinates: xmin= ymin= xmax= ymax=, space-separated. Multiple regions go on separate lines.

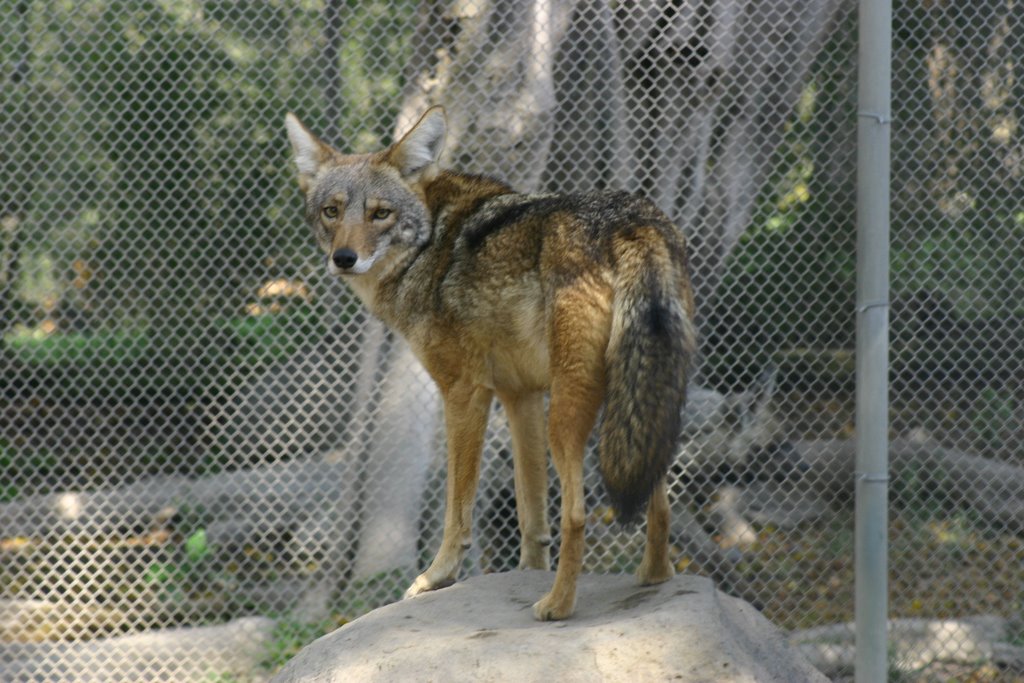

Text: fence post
xmin=855 ymin=0 xmax=891 ymax=680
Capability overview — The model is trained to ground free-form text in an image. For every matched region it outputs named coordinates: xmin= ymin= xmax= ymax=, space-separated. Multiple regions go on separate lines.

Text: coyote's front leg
xmin=404 ymin=382 xmax=493 ymax=598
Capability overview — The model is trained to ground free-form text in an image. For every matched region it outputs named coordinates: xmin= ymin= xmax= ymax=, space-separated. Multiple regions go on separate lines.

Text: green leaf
xmin=145 ymin=562 xmax=173 ymax=585
xmin=185 ymin=528 xmax=209 ymax=563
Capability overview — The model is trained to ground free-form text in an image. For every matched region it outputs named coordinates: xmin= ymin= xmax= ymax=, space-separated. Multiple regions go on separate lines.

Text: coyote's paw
xmin=403 ymin=573 xmax=456 ymax=600
xmin=532 ymin=591 xmax=575 ymax=621
xmin=636 ymin=557 xmax=675 ymax=586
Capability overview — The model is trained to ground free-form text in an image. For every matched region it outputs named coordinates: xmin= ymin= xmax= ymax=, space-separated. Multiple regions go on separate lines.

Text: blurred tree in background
xmin=0 ymin=0 xmax=416 ymax=483
xmin=704 ymin=0 xmax=1024 ymax=393
xmin=1 ymin=0 xmax=417 ymax=338
xmin=1 ymin=0 xmax=1022 ymax=481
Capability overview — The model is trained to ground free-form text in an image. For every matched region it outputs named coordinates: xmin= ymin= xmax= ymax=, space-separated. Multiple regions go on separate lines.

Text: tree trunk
xmin=396 ymin=0 xmax=575 ymax=191
xmin=320 ymin=0 xmax=345 ymax=142
xmin=399 ymin=0 xmax=844 ymax=305
xmin=613 ymin=0 xmax=843 ymax=303
xmin=0 ymin=2 xmax=32 ymax=339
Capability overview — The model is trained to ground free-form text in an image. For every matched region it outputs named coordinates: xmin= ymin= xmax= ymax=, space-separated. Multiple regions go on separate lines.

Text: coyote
xmin=285 ymin=107 xmax=696 ymax=620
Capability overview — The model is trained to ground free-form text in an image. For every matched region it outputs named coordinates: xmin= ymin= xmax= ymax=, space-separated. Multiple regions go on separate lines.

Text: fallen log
xmin=0 ymin=616 xmax=274 ymax=683
xmin=791 ymin=615 xmax=1024 ymax=676
xmin=0 ymin=459 xmax=354 ymax=540
xmin=794 ymin=437 xmax=1024 ymax=530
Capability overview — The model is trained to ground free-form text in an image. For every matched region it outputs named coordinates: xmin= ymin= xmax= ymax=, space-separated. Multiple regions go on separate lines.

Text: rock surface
xmin=0 ymin=616 xmax=275 ymax=683
xmin=272 ymin=571 xmax=827 ymax=683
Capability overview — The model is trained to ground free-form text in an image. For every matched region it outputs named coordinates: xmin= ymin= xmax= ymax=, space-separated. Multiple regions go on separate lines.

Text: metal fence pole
xmin=855 ymin=0 xmax=891 ymax=680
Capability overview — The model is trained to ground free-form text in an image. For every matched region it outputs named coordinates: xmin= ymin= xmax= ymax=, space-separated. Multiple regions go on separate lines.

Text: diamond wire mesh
xmin=1 ymin=1 xmax=1022 ymax=681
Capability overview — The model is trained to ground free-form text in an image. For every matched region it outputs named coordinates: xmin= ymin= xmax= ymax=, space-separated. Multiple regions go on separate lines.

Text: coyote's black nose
xmin=332 ymin=248 xmax=358 ymax=270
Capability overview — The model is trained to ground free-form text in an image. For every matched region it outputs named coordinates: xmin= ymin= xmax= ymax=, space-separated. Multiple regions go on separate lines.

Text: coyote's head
xmin=285 ymin=108 xmax=446 ymax=277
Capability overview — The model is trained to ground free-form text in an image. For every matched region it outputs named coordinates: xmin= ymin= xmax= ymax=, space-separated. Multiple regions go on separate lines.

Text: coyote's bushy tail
xmin=599 ymin=244 xmax=695 ymax=523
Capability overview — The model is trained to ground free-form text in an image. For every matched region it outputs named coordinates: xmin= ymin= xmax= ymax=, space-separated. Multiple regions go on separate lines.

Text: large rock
xmin=272 ymin=571 xmax=827 ymax=683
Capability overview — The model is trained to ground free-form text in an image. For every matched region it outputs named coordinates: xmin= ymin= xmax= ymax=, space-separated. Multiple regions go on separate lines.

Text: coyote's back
xmin=286 ymin=106 xmax=696 ymax=620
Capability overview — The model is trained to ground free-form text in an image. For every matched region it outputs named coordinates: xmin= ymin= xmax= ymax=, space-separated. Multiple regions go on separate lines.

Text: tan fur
xmin=286 ymin=107 xmax=697 ymax=620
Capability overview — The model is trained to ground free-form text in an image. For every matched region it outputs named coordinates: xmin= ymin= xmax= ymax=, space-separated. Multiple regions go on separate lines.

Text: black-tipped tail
xmin=599 ymin=264 xmax=694 ymax=524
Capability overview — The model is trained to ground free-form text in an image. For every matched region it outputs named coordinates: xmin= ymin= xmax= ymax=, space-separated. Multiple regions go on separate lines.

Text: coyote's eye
xmin=371 ymin=207 xmax=392 ymax=221
xmin=322 ymin=206 xmax=338 ymax=219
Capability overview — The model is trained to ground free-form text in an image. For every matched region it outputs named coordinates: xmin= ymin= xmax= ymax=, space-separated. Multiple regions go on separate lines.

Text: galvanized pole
xmin=855 ymin=0 xmax=891 ymax=680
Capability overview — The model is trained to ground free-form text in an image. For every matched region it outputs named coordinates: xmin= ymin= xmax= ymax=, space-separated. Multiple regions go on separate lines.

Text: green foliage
xmin=891 ymin=209 xmax=1024 ymax=321
xmin=256 ymin=569 xmax=411 ymax=672
xmin=967 ymin=387 xmax=1017 ymax=454
xmin=891 ymin=460 xmax=950 ymax=520
xmin=2 ymin=0 xmax=416 ymax=336
xmin=703 ymin=72 xmax=856 ymax=388
xmin=5 ymin=304 xmax=329 ymax=398
xmin=204 ymin=675 xmax=241 ymax=683
xmin=259 ymin=615 xmax=347 ymax=673
xmin=1 ymin=301 xmax=340 ymax=491
xmin=706 ymin=1 xmax=1024 ymax=395
xmin=0 ymin=1 xmax=418 ymax=490
xmin=0 ymin=441 xmax=57 ymax=502
xmin=6 ymin=327 xmax=151 ymax=367
xmin=144 ymin=506 xmax=218 ymax=604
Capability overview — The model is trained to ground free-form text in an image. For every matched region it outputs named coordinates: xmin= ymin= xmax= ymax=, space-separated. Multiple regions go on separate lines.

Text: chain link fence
xmin=1 ymin=1 xmax=1022 ymax=680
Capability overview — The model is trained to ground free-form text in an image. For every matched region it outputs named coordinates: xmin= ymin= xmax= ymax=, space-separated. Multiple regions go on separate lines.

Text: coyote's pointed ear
xmin=387 ymin=107 xmax=447 ymax=179
xmin=285 ymin=113 xmax=334 ymax=190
